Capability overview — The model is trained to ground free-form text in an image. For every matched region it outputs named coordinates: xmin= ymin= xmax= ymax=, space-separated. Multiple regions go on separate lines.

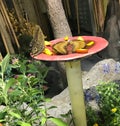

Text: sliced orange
xmin=76 ymin=48 xmax=88 ymax=53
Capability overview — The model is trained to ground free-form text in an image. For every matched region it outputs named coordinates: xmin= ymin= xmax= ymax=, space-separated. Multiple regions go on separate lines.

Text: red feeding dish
xmin=32 ymin=36 xmax=108 ymax=61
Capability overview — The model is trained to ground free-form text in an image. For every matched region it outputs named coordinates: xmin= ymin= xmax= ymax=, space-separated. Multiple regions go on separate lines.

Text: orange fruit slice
xmin=76 ymin=49 xmax=88 ymax=53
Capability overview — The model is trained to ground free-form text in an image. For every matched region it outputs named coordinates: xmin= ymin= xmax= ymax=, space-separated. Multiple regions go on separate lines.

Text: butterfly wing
xmin=52 ymin=41 xmax=68 ymax=54
xmin=52 ymin=40 xmax=86 ymax=55
xmin=70 ymin=40 xmax=86 ymax=52
xmin=30 ymin=25 xmax=45 ymax=56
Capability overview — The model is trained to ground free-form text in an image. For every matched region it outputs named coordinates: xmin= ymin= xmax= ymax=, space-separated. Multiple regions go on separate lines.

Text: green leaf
xmin=9 ymin=111 xmax=21 ymax=119
xmin=9 ymin=89 xmax=22 ymax=97
xmin=0 ymin=111 xmax=7 ymax=119
xmin=41 ymin=117 xmax=47 ymax=126
xmin=17 ymin=75 xmax=28 ymax=85
xmin=0 ymin=79 xmax=3 ymax=85
xmin=44 ymin=98 xmax=51 ymax=102
xmin=1 ymin=54 xmax=10 ymax=74
xmin=20 ymin=63 xmax=26 ymax=74
xmin=27 ymin=64 xmax=38 ymax=73
xmin=17 ymin=121 xmax=31 ymax=126
xmin=48 ymin=106 xmax=57 ymax=110
xmin=49 ymin=117 xmax=68 ymax=126
xmin=4 ymin=78 xmax=16 ymax=94
xmin=0 ymin=119 xmax=5 ymax=122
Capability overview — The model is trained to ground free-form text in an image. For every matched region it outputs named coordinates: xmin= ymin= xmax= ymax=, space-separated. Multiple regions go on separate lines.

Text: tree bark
xmin=99 ymin=0 xmax=120 ymax=61
xmin=44 ymin=0 xmax=72 ymax=38
xmin=44 ymin=0 xmax=72 ymax=95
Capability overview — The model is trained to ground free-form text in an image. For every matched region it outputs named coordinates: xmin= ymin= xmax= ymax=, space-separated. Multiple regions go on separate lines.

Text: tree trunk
xmin=99 ymin=0 xmax=120 ymax=61
xmin=44 ymin=0 xmax=72 ymax=96
xmin=44 ymin=0 xmax=72 ymax=38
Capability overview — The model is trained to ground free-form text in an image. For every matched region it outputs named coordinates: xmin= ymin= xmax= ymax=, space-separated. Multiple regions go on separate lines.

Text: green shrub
xmin=87 ymin=81 xmax=120 ymax=126
xmin=96 ymin=82 xmax=120 ymax=126
xmin=0 ymin=54 xmax=68 ymax=126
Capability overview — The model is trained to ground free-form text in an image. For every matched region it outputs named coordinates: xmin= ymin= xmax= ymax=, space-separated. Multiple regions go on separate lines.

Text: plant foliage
xmin=0 ymin=54 xmax=67 ymax=126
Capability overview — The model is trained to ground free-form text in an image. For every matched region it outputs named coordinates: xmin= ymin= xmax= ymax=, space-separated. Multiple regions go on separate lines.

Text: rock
xmin=46 ymin=88 xmax=72 ymax=126
xmin=45 ymin=58 xmax=120 ymax=125
xmin=82 ymin=58 xmax=120 ymax=89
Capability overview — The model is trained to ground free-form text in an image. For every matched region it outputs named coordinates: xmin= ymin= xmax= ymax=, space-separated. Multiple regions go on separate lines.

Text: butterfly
xmin=30 ymin=25 xmax=45 ymax=56
xmin=52 ymin=40 xmax=86 ymax=54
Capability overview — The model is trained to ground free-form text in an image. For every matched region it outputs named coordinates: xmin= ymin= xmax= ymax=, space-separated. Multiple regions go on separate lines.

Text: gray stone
xmin=82 ymin=58 xmax=120 ymax=89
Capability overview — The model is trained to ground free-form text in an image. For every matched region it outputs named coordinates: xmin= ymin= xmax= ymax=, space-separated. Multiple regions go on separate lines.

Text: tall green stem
xmin=65 ymin=60 xmax=87 ymax=126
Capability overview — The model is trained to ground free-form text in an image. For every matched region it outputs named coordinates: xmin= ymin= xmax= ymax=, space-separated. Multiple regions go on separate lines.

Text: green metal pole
xmin=65 ymin=60 xmax=87 ymax=126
